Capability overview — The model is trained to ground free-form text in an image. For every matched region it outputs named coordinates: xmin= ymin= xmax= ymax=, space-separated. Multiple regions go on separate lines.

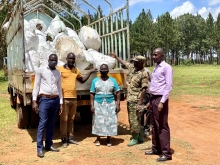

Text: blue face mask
xmin=48 ymin=61 xmax=57 ymax=70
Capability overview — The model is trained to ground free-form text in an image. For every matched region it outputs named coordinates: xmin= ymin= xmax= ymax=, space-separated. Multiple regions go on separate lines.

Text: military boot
xmin=127 ymin=133 xmax=139 ymax=146
xmin=138 ymin=128 xmax=144 ymax=143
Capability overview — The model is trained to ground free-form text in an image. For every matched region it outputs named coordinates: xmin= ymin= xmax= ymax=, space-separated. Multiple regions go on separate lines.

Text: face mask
xmin=48 ymin=61 xmax=57 ymax=70
xmin=100 ymin=70 xmax=108 ymax=75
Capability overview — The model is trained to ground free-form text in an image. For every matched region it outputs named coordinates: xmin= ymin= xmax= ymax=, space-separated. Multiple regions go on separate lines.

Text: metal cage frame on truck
xmin=4 ymin=0 xmax=130 ymax=128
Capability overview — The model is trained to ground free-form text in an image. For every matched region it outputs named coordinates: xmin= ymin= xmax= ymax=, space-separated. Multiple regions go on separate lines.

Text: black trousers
xmin=150 ymin=95 xmax=172 ymax=159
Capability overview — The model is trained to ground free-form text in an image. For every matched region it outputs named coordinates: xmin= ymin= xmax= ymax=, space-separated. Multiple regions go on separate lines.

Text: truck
xmin=4 ymin=0 xmax=130 ymax=128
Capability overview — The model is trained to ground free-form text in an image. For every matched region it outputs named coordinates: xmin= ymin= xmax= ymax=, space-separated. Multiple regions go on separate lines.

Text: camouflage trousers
xmin=127 ymin=101 xmax=142 ymax=134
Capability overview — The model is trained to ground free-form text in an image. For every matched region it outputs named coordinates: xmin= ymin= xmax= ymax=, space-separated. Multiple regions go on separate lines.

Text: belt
xmin=150 ymin=94 xmax=162 ymax=99
xmin=40 ymin=94 xmax=59 ymax=98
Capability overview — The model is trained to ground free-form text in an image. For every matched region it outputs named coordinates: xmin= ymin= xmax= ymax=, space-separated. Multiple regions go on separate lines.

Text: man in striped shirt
xmin=57 ymin=52 xmax=97 ymax=148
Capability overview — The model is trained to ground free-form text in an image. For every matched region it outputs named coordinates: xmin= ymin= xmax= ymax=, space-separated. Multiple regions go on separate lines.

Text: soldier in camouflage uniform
xmin=110 ymin=53 xmax=149 ymax=146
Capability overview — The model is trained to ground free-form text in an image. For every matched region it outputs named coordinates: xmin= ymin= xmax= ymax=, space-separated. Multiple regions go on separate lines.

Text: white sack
xmin=3 ymin=21 xmax=9 ymax=30
xmin=35 ymin=29 xmax=47 ymax=47
xmin=24 ymin=19 xmax=29 ymax=31
xmin=55 ymin=36 xmax=83 ymax=63
xmin=66 ymin=27 xmax=85 ymax=49
xmin=29 ymin=19 xmax=47 ymax=32
xmin=24 ymin=30 xmax=39 ymax=52
xmin=48 ymin=15 xmax=67 ymax=37
xmin=87 ymin=49 xmax=116 ymax=69
xmin=53 ymin=32 xmax=67 ymax=47
xmin=79 ymin=26 xmax=101 ymax=50
xmin=38 ymin=42 xmax=57 ymax=67
xmin=82 ymin=49 xmax=93 ymax=62
xmin=25 ymin=49 xmax=40 ymax=72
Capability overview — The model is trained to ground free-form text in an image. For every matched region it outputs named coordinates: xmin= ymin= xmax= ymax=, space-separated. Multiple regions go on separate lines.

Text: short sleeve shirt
xmin=125 ymin=62 xmax=148 ymax=102
xmin=57 ymin=64 xmax=82 ymax=98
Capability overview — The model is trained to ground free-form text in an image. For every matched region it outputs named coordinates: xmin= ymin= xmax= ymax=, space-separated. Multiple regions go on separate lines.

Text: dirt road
xmin=0 ymin=95 xmax=220 ymax=165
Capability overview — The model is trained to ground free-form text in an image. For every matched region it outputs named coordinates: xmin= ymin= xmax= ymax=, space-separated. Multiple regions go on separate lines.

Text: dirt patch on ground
xmin=0 ymin=95 xmax=220 ymax=165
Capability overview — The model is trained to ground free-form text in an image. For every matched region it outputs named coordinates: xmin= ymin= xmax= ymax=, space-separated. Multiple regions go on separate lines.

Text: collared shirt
xmin=125 ymin=62 xmax=148 ymax=102
xmin=149 ymin=61 xmax=173 ymax=103
xmin=90 ymin=77 xmax=120 ymax=103
xmin=32 ymin=66 xmax=63 ymax=104
xmin=57 ymin=64 xmax=82 ymax=98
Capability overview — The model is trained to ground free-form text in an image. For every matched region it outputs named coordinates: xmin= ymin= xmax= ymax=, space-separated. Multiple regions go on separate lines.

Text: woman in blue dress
xmin=90 ymin=64 xmax=121 ymax=147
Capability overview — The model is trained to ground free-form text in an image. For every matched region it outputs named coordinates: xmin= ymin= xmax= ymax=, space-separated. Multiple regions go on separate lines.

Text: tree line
xmin=130 ymin=9 xmax=220 ymax=66
xmin=0 ymin=1 xmax=220 ymax=68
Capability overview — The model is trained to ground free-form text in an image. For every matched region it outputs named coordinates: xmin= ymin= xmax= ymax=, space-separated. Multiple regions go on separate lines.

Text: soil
xmin=0 ymin=95 xmax=220 ymax=165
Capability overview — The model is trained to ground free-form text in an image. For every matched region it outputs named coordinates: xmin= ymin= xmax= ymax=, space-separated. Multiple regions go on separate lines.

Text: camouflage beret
xmin=132 ymin=55 xmax=146 ymax=62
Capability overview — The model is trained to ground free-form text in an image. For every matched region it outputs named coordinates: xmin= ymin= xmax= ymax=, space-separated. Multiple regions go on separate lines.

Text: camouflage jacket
xmin=125 ymin=63 xmax=148 ymax=102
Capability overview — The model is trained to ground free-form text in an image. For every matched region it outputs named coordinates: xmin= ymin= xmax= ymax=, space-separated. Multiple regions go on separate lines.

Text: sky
xmin=78 ymin=0 xmax=220 ymax=22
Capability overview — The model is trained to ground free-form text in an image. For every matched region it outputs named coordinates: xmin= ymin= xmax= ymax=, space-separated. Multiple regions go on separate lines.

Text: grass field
xmin=0 ymin=65 xmax=219 ymax=128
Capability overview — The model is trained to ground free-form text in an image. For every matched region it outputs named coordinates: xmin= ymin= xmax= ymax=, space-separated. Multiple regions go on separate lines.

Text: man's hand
xmin=90 ymin=106 xmax=95 ymax=114
xmin=158 ymin=102 xmax=164 ymax=112
xmin=91 ymin=68 xmax=98 ymax=73
xmin=115 ymin=104 xmax=120 ymax=113
xmin=109 ymin=52 xmax=117 ymax=58
xmin=32 ymin=101 xmax=39 ymax=114
xmin=59 ymin=104 xmax=63 ymax=115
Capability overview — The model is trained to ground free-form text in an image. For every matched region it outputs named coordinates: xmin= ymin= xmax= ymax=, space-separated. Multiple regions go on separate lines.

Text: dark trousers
xmin=141 ymin=110 xmax=150 ymax=131
xmin=37 ymin=96 xmax=59 ymax=152
xmin=150 ymin=96 xmax=172 ymax=159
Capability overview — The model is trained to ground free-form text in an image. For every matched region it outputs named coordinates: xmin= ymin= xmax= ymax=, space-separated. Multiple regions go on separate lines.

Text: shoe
xmin=144 ymin=130 xmax=150 ymax=137
xmin=61 ymin=138 xmax=68 ymax=148
xmin=37 ymin=151 xmax=44 ymax=158
xmin=94 ymin=140 xmax=100 ymax=146
xmin=68 ymin=138 xmax=78 ymax=145
xmin=107 ymin=142 xmax=112 ymax=147
xmin=45 ymin=146 xmax=60 ymax=152
xmin=145 ymin=150 xmax=161 ymax=155
xmin=127 ymin=133 xmax=139 ymax=146
xmin=156 ymin=155 xmax=172 ymax=162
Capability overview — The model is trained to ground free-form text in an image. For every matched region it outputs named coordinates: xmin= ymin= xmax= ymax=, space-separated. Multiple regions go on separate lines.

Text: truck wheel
xmin=78 ymin=105 xmax=92 ymax=124
xmin=16 ymin=103 xmax=29 ymax=129
xmin=10 ymin=96 xmax=16 ymax=109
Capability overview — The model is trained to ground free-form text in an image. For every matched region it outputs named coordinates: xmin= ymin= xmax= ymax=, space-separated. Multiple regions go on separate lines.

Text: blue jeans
xmin=37 ymin=96 xmax=59 ymax=152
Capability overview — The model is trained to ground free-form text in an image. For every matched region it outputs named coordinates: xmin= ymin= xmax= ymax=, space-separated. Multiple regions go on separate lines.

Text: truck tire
xmin=78 ymin=105 xmax=92 ymax=124
xmin=16 ymin=103 xmax=29 ymax=129
xmin=8 ymin=87 xmax=16 ymax=109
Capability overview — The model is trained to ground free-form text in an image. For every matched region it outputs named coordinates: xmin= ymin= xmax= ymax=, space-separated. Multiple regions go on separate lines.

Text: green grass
xmin=0 ymin=70 xmax=16 ymax=140
xmin=148 ymin=65 xmax=220 ymax=98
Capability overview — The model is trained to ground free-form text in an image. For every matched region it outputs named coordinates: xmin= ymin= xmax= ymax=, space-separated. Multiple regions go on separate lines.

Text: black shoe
xmin=45 ymin=146 xmax=60 ymax=152
xmin=156 ymin=155 xmax=172 ymax=162
xmin=37 ymin=151 xmax=44 ymax=158
xmin=61 ymin=138 xmax=68 ymax=148
xmin=145 ymin=150 xmax=161 ymax=155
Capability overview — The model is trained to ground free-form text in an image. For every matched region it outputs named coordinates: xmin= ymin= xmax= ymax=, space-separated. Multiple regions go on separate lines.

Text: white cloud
xmin=198 ymin=7 xmax=206 ymax=15
xmin=170 ymin=1 xmax=220 ymax=20
xmin=129 ymin=0 xmax=161 ymax=6
xmin=114 ymin=3 xmax=125 ymax=11
xmin=170 ymin=1 xmax=196 ymax=18
xmin=198 ymin=6 xmax=220 ymax=20
xmin=208 ymin=0 xmax=220 ymax=6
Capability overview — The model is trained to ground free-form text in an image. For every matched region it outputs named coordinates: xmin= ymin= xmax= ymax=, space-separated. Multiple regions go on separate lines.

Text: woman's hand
xmin=116 ymin=104 xmax=120 ymax=113
xmin=90 ymin=106 xmax=95 ymax=114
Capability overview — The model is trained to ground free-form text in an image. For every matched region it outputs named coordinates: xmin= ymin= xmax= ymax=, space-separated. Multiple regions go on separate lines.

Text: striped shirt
xmin=32 ymin=66 xmax=63 ymax=104
xmin=57 ymin=64 xmax=82 ymax=98
xmin=149 ymin=61 xmax=173 ymax=103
